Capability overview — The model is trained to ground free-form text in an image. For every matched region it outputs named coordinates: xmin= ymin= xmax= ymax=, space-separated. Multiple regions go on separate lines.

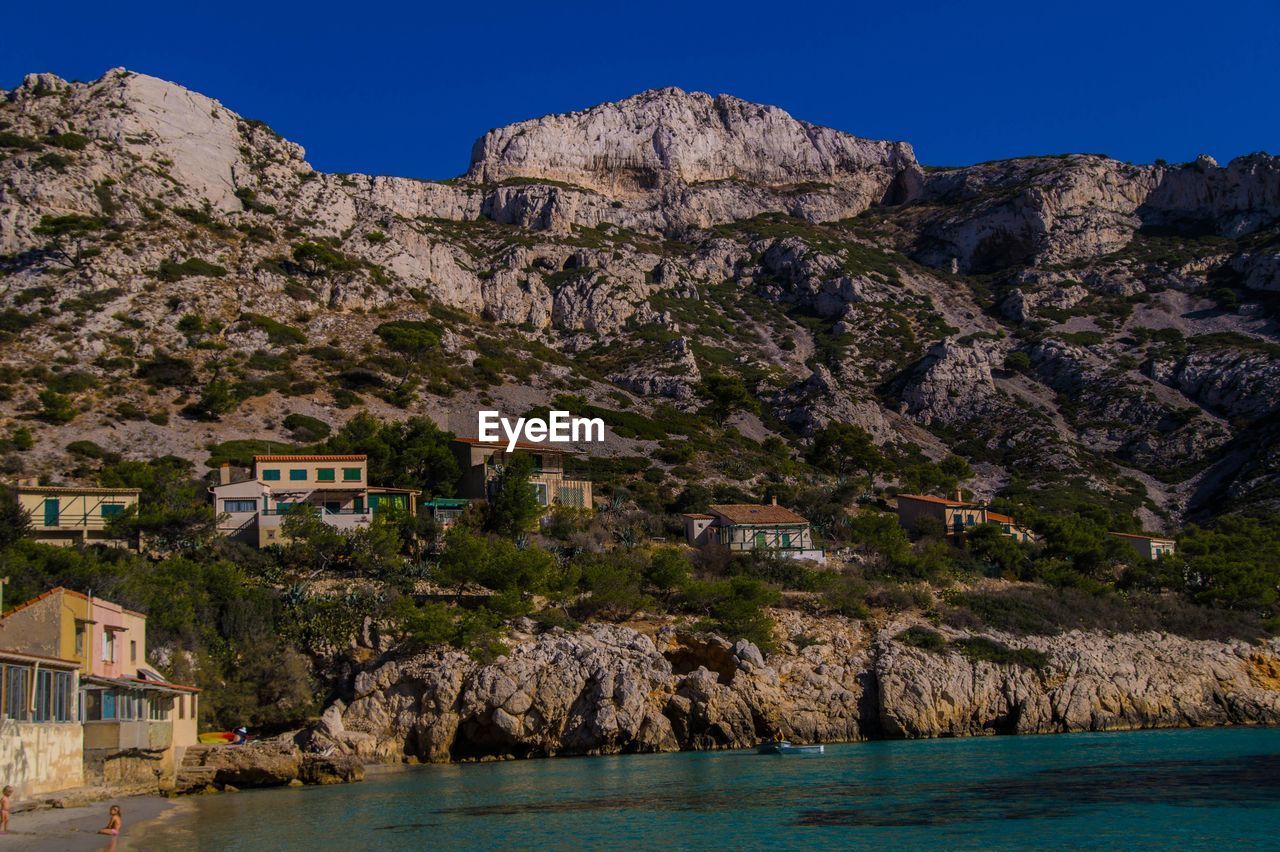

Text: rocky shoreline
xmin=296 ymin=611 xmax=1280 ymax=768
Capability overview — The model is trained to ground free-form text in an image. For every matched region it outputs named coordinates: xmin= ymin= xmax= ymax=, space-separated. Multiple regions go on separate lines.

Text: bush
xmin=952 ymin=636 xmax=1049 ymax=670
xmin=156 ymin=258 xmax=228 ymax=281
xmin=895 ymin=625 xmax=946 ymax=650
xmin=136 ymin=354 xmax=196 ymax=388
xmin=38 ymin=389 xmax=75 ymax=423
xmin=240 ymin=313 xmax=307 ymax=345
xmin=282 ymin=413 xmax=331 ymax=442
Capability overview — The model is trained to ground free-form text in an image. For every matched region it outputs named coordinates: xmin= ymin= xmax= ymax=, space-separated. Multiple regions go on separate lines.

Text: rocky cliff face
xmin=1 ymin=68 xmax=1279 ymax=522
xmin=311 ymin=614 xmax=1280 ymax=763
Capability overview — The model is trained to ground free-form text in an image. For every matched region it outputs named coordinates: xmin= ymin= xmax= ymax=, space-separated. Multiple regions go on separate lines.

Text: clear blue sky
xmin=4 ymin=0 xmax=1276 ymax=179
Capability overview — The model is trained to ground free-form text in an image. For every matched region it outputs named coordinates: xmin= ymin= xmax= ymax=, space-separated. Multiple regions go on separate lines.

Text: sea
xmin=134 ymin=727 xmax=1280 ymax=850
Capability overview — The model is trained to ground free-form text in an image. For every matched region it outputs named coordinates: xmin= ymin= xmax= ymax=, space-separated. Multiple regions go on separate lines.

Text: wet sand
xmin=1 ymin=795 xmax=186 ymax=851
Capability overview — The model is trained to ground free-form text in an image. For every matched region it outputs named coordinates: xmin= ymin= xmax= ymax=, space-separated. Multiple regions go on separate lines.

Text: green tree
xmin=808 ymin=422 xmax=882 ymax=479
xmin=38 ymin=389 xmax=75 ymax=424
xmin=484 ymin=453 xmax=542 ymax=537
xmin=964 ymin=523 xmax=1030 ymax=579
xmin=0 ymin=485 xmax=31 ymax=550
xmin=697 ymin=374 xmax=760 ymax=425
xmin=33 ymin=213 xmax=107 ymax=267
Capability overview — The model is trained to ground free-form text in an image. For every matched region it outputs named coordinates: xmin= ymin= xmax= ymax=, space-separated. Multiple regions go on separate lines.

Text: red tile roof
xmin=986 ymin=511 xmax=1016 ymax=524
xmin=897 ymin=493 xmax=969 ymax=508
xmin=1109 ymin=531 xmax=1176 ymax=542
xmin=254 ymin=455 xmax=367 ymax=462
xmin=0 ymin=648 xmax=81 ymax=669
xmin=453 ymin=437 xmax=573 ymax=453
xmin=709 ymin=504 xmax=810 ymax=525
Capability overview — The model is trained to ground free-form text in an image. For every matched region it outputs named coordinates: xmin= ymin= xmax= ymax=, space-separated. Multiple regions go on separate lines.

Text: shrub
xmin=952 ymin=636 xmax=1049 ymax=670
xmin=1004 ymin=351 xmax=1032 ymax=372
xmin=156 ymin=258 xmax=228 ymax=281
xmin=240 ymin=313 xmax=307 ymax=345
xmin=895 ymin=625 xmax=946 ymax=650
xmin=136 ymin=354 xmax=196 ymax=388
xmin=48 ymin=131 xmax=91 ymax=150
xmin=282 ymin=413 xmax=331 ymax=442
xmin=38 ymin=389 xmax=75 ymax=424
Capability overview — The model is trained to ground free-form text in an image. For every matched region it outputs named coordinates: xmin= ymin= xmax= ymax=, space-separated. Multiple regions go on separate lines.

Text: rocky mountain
xmin=2 ymin=68 xmax=1279 ymax=526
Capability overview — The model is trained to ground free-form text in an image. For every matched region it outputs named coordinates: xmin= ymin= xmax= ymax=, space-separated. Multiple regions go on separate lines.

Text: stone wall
xmin=0 ymin=720 xmax=83 ymax=800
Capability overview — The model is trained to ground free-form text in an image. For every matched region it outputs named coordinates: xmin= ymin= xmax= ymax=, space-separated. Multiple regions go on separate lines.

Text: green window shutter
xmin=289 ymin=469 xmax=307 ymax=481
xmin=262 ymin=469 xmax=281 ymax=481
xmin=317 ymin=468 xmax=335 ymax=482
xmin=44 ymin=498 xmax=60 ymax=527
xmin=101 ymin=504 xmax=124 ymax=518
xmin=343 ymin=468 xmax=362 ymax=482
xmin=754 ymin=531 xmax=766 ymax=548
xmin=353 ymin=496 xmax=365 ymax=513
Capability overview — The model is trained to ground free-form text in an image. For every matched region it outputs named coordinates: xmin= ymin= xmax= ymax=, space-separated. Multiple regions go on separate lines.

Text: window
xmin=782 ymin=532 xmax=792 ymax=548
xmin=754 ymin=531 xmax=767 ymax=548
xmin=53 ymin=671 xmax=73 ymax=722
xmin=178 ymin=695 xmax=185 ymax=719
xmin=261 ymin=469 xmax=281 ymax=481
xmin=43 ymin=498 xmax=60 ymax=527
xmin=323 ymin=501 xmax=341 ymax=515
xmin=34 ymin=670 xmax=51 ymax=722
xmin=75 ymin=624 xmax=85 ymax=656
xmin=342 ymin=467 xmax=362 ymax=482
xmin=130 ymin=640 xmax=137 ymax=663
xmin=353 ymin=497 xmax=365 ymax=514
xmin=532 ymin=483 xmax=548 ymax=507
xmin=5 ymin=665 xmax=30 ymax=721
xmin=102 ymin=631 xmax=116 ymax=663
xmin=224 ymin=499 xmax=257 ymax=513
xmin=317 ymin=468 xmax=335 ymax=482
xmin=289 ymin=469 xmax=308 ymax=481
xmin=101 ymin=503 xmax=125 ymax=518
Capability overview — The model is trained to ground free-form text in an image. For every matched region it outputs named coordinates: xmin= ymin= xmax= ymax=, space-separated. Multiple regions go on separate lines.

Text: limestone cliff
xmin=310 ymin=614 xmax=1280 ymax=763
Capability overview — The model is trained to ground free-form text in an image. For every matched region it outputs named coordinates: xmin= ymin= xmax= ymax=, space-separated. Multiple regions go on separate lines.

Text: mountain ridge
xmin=1 ymin=67 xmax=1279 ymax=530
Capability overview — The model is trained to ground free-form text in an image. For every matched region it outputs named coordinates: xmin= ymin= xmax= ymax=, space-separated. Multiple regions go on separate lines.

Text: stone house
xmin=210 ymin=454 xmax=419 ymax=547
xmin=1 ymin=588 xmax=200 ymax=790
xmin=0 ymin=648 xmax=82 ymax=799
xmin=895 ymin=493 xmax=1035 ymax=542
xmin=10 ymin=480 xmax=141 ymax=550
xmin=1109 ymin=532 xmax=1177 ymax=560
xmin=683 ymin=500 xmax=825 ymax=562
xmin=451 ymin=438 xmax=592 ymax=510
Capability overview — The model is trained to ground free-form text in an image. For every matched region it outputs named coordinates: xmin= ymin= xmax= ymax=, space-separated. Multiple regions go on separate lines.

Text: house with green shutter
xmin=12 ymin=480 xmax=141 ymax=550
xmin=683 ymin=499 xmax=825 ymax=562
xmin=209 ymin=454 xmax=419 ymax=547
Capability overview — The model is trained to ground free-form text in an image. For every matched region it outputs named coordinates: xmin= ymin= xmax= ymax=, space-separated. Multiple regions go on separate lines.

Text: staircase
xmin=175 ymin=744 xmax=219 ymax=792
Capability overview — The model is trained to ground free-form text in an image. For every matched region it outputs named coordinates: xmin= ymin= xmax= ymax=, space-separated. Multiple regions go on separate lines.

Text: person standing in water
xmin=98 ymin=805 xmax=122 ymax=836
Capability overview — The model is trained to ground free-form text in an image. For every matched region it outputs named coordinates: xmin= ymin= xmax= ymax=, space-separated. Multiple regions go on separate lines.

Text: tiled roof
xmin=11 ymin=484 xmax=141 ymax=495
xmin=0 ymin=648 xmax=81 ymax=668
xmin=453 ymin=437 xmax=574 ymax=453
xmin=897 ymin=493 xmax=969 ymax=508
xmin=1109 ymin=531 xmax=1176 ymax=542
xmin=681 ymin=513 xmax=715 ymax=520
xmin=254 ymin=455 xmax=367 ymax=462
xmin=986 ymin=511 xmax=1016 ymax=524
xmin=3 ymin=587 xmax=145 ymax=620
xmin=709 ymin=504 xmax=810 ymax=525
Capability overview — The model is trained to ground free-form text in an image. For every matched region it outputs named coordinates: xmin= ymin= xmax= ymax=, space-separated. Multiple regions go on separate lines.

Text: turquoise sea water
xmin=137 ymin=728 xmax=1280 ymax=850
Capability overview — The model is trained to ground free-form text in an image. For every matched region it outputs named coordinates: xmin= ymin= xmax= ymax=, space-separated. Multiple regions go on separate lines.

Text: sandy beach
xmin=0 ymin=795 xmax=187 ymax=851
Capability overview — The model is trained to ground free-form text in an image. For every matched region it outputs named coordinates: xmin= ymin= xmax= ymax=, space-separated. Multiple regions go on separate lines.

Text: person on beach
xmin=2 ymin=784 xmax=12 ymax=834
xmin=233 ymin=725 xmax=249 ymax=744
xmin=98 ymin=805 xmax=122 ymax=836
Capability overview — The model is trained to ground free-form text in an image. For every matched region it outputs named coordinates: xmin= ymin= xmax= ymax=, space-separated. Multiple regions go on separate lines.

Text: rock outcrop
xmin=323 ymin=615 xmax=1280 ymax=764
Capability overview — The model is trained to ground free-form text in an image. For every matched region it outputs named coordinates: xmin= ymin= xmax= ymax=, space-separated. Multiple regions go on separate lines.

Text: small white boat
xmin=757 ymin=740 xmax=825 ymax=755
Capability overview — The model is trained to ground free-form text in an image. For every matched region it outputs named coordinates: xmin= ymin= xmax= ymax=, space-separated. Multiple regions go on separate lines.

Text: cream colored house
xmin=683 ymin=500 xmax=825 ymax=562
xmin=210 ymin=454 xmax=419 ymax=547
xmin=0 ymin=648 xmax=83 ymax=800
xmin=451 ymin=438 xmax=592 ymax=510
xmin=1 ymin=588 xmax=200 ymax=789
xmin=1109 ymin=532 xmax=1177 ymax=561
xmin=895 ymin=493 xmax=1035 ymax=543
xmin=11 ymin=480 xmax=141 ymax=549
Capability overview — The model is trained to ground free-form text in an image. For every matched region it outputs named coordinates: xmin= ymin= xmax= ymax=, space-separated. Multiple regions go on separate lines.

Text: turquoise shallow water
xmin=138 ymin=727 xmax=1280 ymax=850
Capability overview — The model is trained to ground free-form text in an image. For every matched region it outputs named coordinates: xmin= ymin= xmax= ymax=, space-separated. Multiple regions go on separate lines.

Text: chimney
xmin=954 ymin=488 xmax=963 ymax=503
xmin=770 ymin=495 xmax=777 ymax=506
xmin=219 ymin=463 xmax=232 ymax=486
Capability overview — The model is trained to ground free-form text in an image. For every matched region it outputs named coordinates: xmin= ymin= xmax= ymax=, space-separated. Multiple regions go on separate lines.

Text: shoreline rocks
xmin=316 ymin=615 xmax=1280 ymax=767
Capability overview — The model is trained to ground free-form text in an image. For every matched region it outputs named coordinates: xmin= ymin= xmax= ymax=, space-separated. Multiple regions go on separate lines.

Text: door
xmin=44 ymin=498 xmax=60 ymax=527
